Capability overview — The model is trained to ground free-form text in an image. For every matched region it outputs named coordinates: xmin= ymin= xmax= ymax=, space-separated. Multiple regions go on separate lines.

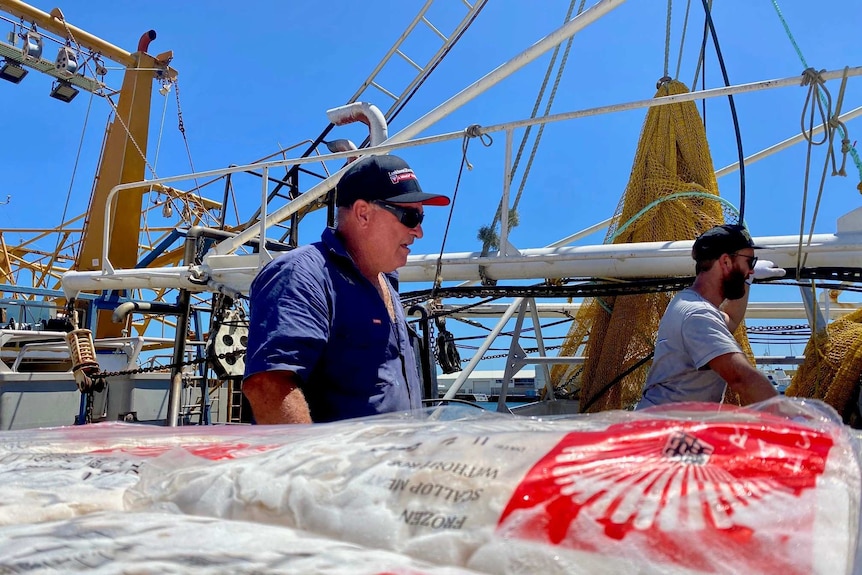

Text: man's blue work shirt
xmin=244 ymin=227 xmax=423 ymax=422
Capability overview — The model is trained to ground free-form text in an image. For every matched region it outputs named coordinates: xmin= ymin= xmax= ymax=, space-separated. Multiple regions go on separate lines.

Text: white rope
xmin=796 ymin=68 xmax=837 ymax=274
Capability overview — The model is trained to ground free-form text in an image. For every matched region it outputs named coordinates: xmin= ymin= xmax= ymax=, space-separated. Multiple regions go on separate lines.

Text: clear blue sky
xmin=1 ymin=0 xmax=860 ymax=365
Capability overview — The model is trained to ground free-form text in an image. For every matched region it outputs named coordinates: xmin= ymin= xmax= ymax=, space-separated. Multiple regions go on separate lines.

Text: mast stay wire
xmin=689 ymin=0 xmax=711 ymax=93
xmin=142 ymin=85 xmax=172 ymax=250
xmin=511 ymin=0 xmax=585 ymax=217
xmin=53 ymin=91 xmax=96 ymax=269
xmin=58 ymin=5 xmax=208 ymax=229
xmin=673 ymin=0 xmax=693 ymax=81
xmin=51 ymin=12 xmax=101 ymax=266
xmin=484 ymin=0 xmax=584 ymax=247
xmin=663 ymin=0 xmax=672 ymax=79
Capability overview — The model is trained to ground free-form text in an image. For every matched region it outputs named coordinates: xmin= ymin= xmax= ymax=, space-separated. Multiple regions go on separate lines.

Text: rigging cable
xmin=689 ymin=0 xmax=710 ymax=95
xmin=674 ymin=0 xmax=693 ymax=80
xmin=429 ymin=130 xmax=474 ymax=301
xmin=173 ymin=79 xmax=203 ymax=226
xmin=770 ymin=0 xmax=862 ymax=186
xmin=54 ymin=90 xmax=96 ymax=265
xmin=699 ymin=0 xmax=747 ymax=222
xmin=510 ymin=0 xmax=584 ymax=216
xmin=483 ymin=0 xmax=583 ymax=248
xmin=142 ymin=84 xmax=172 ymax=248
xmin=56 ymin=6 xmax=159 ymax=184
xmin=663 ymin=0 xmax=672 ymax=78
xmin=796 ymin=69 xmax=851 ymax=281
xmin=52 ymin=12 xmax=98 ymax=265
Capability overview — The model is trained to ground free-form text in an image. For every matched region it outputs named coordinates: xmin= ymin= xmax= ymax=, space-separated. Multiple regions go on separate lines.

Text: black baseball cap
xmin=334 ymin=155 xmax=450 ymax=207
xmin=692 ymin=224 xmax=764 ymax=261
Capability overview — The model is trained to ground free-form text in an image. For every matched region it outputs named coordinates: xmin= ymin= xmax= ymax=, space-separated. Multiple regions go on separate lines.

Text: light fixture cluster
xmin=1 ymin=23 xmax=84 ymax=103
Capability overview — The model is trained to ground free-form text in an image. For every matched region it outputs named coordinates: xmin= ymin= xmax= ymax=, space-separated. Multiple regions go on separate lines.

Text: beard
xmin=723 ymin=268 xmax=748 ymax=300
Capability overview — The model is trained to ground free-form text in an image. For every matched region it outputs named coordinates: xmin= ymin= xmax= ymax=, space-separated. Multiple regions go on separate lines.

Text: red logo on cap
xmin=389 ymin=168 xmax=417 ymax=184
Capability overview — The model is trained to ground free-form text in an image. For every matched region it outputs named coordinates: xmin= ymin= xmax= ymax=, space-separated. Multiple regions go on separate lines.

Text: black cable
xmin=700 ymin=0 xmax=747 ymax=221
xmin=580 ymin=352 xmax=654 ymax=413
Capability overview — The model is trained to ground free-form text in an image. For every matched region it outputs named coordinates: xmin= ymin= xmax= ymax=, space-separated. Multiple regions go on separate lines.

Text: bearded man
xmin=636 ymin=224 xmax=784 ymax=408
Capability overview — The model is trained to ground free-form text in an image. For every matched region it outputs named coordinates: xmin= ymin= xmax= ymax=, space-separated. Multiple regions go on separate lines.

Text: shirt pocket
xmin=329 ymin=318 xmax=392 ymax=383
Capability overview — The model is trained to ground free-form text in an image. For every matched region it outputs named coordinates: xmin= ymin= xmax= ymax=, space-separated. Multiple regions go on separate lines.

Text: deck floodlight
xmin=49 ymin=80 xmax=78 ymax=102
xmin=0 ymin=60 xmax=27 ymax=84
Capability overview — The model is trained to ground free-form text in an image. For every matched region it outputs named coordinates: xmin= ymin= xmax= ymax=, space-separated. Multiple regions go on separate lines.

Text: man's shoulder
xmin=263 ymin=242 xmax=328 ymax=272
xmin=669 ymin=289 xmax=715 ymax=315
xmin=251 ymin=242 xmax=330 ymax=293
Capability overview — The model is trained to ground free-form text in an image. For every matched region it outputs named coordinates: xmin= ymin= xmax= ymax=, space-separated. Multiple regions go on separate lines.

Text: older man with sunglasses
xmin=636 ymin=224 xmax=785 ymax=409
xmin=243 ymin=155 xmax=449 ymax=424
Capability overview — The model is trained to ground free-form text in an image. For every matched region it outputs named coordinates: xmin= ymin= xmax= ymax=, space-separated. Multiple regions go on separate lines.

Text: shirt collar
xmin=321 ymin=227 xmax=351 ymax=260
xmin=321 ymin=227 xmax=400 ymax=286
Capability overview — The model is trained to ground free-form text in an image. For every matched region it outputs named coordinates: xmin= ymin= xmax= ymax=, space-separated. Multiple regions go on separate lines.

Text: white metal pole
xmin=500 ymin=128 xmax=514 ymax=255
xmin=441 ymin=297 xmax=524 ymax=400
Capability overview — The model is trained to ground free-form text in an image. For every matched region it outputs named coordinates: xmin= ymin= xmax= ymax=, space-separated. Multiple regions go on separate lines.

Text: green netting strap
xmin=770 ymin=0 xmax=862 ymax=184
xmin=607 ymin=191 xmax=742 ymax=244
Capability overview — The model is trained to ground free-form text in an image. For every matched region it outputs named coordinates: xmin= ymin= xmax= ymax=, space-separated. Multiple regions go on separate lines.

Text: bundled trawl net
xmin=551 ymin=79 xmax=753 ymax=411
xmin=787 ymin=307 xmax=862 ymax=423
xmin=0 ymin=398 xmax=859 ymax=574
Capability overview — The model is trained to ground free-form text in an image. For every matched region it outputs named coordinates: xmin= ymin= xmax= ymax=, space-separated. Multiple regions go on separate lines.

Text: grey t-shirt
xmin=637 ymin=288 xmax=742 ymax=408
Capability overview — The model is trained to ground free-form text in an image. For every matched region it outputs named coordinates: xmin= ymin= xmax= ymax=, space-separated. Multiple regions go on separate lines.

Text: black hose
xmin=700 ymin=0 xmax=747 ymax=222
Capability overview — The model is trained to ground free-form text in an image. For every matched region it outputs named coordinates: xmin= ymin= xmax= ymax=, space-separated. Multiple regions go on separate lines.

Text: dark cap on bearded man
xmin=335 ymin=154 xmax=450 ymax=207
xmin=692 ymin=224 xmax=764 ymax=261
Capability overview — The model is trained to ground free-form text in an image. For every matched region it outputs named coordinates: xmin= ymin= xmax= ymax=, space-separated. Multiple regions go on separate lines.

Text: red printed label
xmin=90 ymin=442 xmax=276 ymax=460
xmin=498 ymin=415 xmax=833 ymax=574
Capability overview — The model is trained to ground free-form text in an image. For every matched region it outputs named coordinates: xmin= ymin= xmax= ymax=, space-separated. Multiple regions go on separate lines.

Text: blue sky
xmin=1 ymin=0 xmax=860 ymax=365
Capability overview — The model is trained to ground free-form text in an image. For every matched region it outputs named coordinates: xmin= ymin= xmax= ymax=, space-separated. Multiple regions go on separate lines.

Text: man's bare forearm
xmin=243 ymin=371 xmax=313 ymax=424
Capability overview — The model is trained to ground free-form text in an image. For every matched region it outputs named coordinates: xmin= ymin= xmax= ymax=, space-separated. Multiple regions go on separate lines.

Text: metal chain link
xmin=97 ymin=348 xmax=247 ymax=380
xmin=470 ymin=344 xmax=564 ymax=363
xmin=746 ymin=324 xmax=811 ymax=333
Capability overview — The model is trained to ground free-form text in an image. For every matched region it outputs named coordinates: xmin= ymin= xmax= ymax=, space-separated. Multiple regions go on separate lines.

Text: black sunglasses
xmin=729 ymin=252 xmax=758 ymax=270
xmin=373 ymin=201 xmax=424 ymax=229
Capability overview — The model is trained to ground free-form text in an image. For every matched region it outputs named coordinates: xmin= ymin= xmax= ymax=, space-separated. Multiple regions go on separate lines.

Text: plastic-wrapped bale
xmin=0 ymin=421 xmax=307 ymax=526
xmin=0 ymin=510 xmax=485 ymax=574
xmin=124 ymin=399 xmax=861 ymax=575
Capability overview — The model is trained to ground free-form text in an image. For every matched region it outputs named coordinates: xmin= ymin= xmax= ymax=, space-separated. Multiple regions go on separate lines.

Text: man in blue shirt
xmin=243 ymin=154 xmax=449 ymax=423
xmin=637 ymin=224 xmax=783 ymax=408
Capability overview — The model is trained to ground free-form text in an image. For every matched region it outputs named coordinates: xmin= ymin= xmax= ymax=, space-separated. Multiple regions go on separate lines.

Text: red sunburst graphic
xmin=497 ymin=408 xmax=834 ymax=574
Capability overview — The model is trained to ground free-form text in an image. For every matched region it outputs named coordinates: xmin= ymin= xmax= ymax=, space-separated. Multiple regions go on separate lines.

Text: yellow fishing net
xmin=785 ymin=308 xmax=862 ymax=422
xmin=549 ymin=79 xmax=756 ymax=412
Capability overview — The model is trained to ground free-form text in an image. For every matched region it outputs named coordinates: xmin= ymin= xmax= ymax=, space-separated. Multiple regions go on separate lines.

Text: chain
xmin=746 ymin=324 xmax=811 ymax=333
xmin=402 ymin=278 xmax=694 ymax=310
xmin=468 ymin=344 xmax=564 ymax=362
xmin=96 ymin=348 xmax=247 ymax=380
xmin=84 ymin=391 xmax=94 ymax=424
xmin=403 ymin=267 xmax=862 ymax=310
